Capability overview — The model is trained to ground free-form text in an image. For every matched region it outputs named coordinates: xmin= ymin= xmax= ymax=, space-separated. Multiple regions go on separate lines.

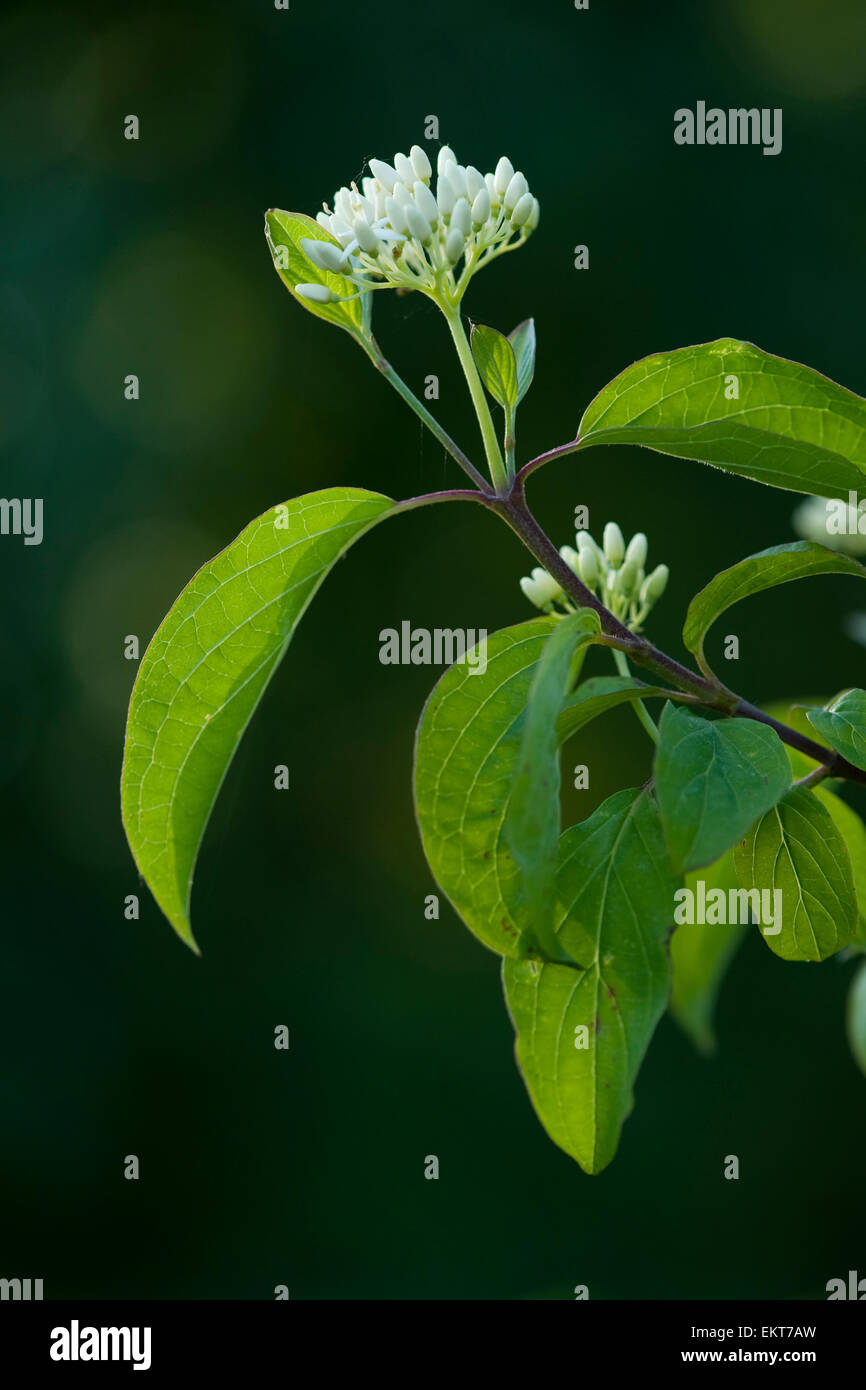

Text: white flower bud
xmin=642 ymin=564 xmax=669 ymax=603
xmin=369 ymin=159 xmax=399 ymax=192
xmin=520 ymin=567 xmax=563 ymax=609
xmin=300 ymin=237 xmax=346 ymax=273
xmin=525 ymin=197 xmax=540 ymax=230
xmin=510 ymin=192 xmax=535 ymax=227
xmin=508 ymin=191 xmax=536 ymax=226
xmin=559 ymin=545 xmax=579 ymax=570
xmin=393 ymin=181 xmax=412 ymax=206
xmin=445 ymin=164 xmax=468 ymax=200
xmin=404 ymin=203 xmax=432 ymax=244
xmin=445 ymin=226 xmax=465 ymax=263
xmin=295 ymin=283 xmax=339 ymax=304
xmin=504 ymin=171 xmax=528 ymax=212
xmin=603 ymin=522 xmax=625 ymax=567
xmin=410 ymin=144 xmax=432 ymax=180
xmin=575 ymin=530 xmax=597 ymax=555
xmin=436 ymin=177 xmax=456 ymax=216
xmin=353 ymin=219 xmax=380 ymax=254
xmin=394 ymin=152 xmax=415 ymax=184
xmin=385 ymin=196 xmax=408 ymax=234
xmin=494 ymin=156 xmax=514 ymax=197
xmin=413 ymin=181 xmax=439 ymax=226
xmin=619 ymin=559 xmax=639 ymax=597
xmin=625 ymin=532 xmax=648 ymax=569
xmin=484 ymin=172 xmax=497 ymax=204
xmin=450 ymin=197 xmax=472 ymax=237
xmin=578 ymin=547 xmax=598 ymax=587
xmin=471 ymin=187 xmax=491 ymax=226
xmin=437 ymin=145 xmax=457 ymax=174
xmin=465 ymin=165 xmax=485 ymax=200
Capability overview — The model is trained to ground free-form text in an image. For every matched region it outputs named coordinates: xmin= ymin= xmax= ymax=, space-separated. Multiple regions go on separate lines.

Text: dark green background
xmin=3 ymin=0 xmax=866 ymax=1299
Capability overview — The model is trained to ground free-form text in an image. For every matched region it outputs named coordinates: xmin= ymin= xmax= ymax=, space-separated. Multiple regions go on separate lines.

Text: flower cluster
xmin=295 ymin=144 xmax=539 ymax=307
xmin=520 ymin=521 xmax=669 ymax=632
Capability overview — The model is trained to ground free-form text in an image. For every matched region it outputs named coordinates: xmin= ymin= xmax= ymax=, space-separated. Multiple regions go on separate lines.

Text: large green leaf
xmin=847 ymin=961 xmax=866 ymax=1077
xmin=682 ymin=543 xmax=866 ymax=672
xmin=670 ymin=851 xmax=746 ymax=1054
xmin=575 ymin=339 xmax=866 ymax=499
xmin=733 ymin=786 xmax=858 ymax=961
xmin=504 ymin=611 xmax=601 ymax=963
xmin=470 ymin=323 xmax=518 ymax=410
xmin=122 ymin=487 xmax=396 ymax=949
xmin=807 ymin=689 xmax=866 ymax=771
xmin=503 ymin=788 xmax=678 ymax=1174
xmin=654 ymin=703 xmax=791 ymax=874
xmin=265 ymin=210 xmax=366 ymax=338
xmin=414 ymin=618 xmax=586 ymax=960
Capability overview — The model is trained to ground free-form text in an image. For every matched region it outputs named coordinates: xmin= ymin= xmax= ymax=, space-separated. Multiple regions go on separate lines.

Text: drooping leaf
xmin=508 ymin=318 xmax=536 ymax=405
xmin=122 ymin=487 xmax=396 ymax=949
xmin=653 ymin=703 xmax=791 ymax=874
xmin=670 ymin=850 xmax=746 ymax=1054
xmin=558 ymin=674 xmax=674 ymax=741
xmin=733 ymin=786 xmax=858 ymax=961
xmin=505 ymin=610 xmax=601 ymax=963
xmin=265 ymin=210 xmax=366 ymax=338
xmin=846 ymin=960 xmax=866 ymax=1077
xmin=470 ymin=323 xmax=518 ymax=410
xmin=414 ymin=619 xmax=593 ymax=960
xmin=807 ymin=689 xmax=866 ymax=770
xmin=575 ymin=339 xmax=866 ymax=499
xmin=502 ymin=787 xmax=678 ymax=1174
xmin=682 ymin=542 xmax=866 ymax=673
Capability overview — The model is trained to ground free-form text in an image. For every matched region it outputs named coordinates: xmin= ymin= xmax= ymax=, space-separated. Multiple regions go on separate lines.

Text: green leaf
xmin=505 ymin=611 xmax=601 ymax=963
xmin=470 ymin=323 xmax=518 ymax=410
xmin=733 ymin=786 xmax=858 ymax=961
xmin=670 ymin=851 xmax=746 ymax=1054
xmin=415 ymin=619 xmax=595 ymax=960
xmin=815 ymin=788 xmax=866 ymax=940
xmin=683 ymin=542 xmax=866 ymax=673
xmin=558 ymin=675 xmax=673 ymax=740
xmin=806 ymin=689 xmax=866 ymax=770
xmin=508 ymin=318 xmax=536 ymax=405
xmin=846 ymin=960 xmax=866 ymax=1077
xmin=502 ymin=787 xmax=678 ymax=1174
xmin=265 ymin=210 xmax=366 ymax=338
xmin=654 ymin=703 xmax=791 ymax=874
xmin=122 ymin=487 xmax=396 ymax=949
xmin=576 ymin=339 xmax=866 ymax=499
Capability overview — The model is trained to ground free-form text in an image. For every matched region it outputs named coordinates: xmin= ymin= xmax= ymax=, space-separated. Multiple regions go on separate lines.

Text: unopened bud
xmin=394 ymin=152 xmax=415 ymax=184
xmin=300 ymin=238 xmax=346 ymax=273
xmin=471 ymin=187 xmax=491 ymax=226
xmin=465 ymin=165 xmax=485 ymax=200
xmin=413 ymin=181 xmax=439 ymax=226
xmin=577 ymin=548 xmax=598 ymax=587
xmin=385 ymin=197 xmax=409 ymax=234
xmin=625 ymin=532 xmax=648 ymax=569
xmin=559 ymin=545 xmax=579 ymax=570
xmin=437 ymin=145 xmax=457 ymax=174
xmin=603 ymin=522 xmax=625 ymax=567
xmin=353 ymin=219 xmax=380 ymax=254
xmin=619 ymin=559 xmax=639 ymax=597
xmin=404 ymin=203 xmax=432 ymax=244
xmin=410 ymin=144 xmax=432 ymax=180
xmin=450 ymin=197 xmax=472 ymax=238
xmin=494 ymin=156 xmax=514 ymax=197
xmin=295 ymin=283 xmax=339 ymax=304
xmin=369 ymin=159 xmax=399 ymax=191
xmin=510 ymin=192 xmax=535 ymax=227
xmin=504 ymin=171 xmax=528 ymax=212
xmin=642 ymin=564 xmax=669 ymax=603
xmin=445 ymin=226 xmax=465 ymax=263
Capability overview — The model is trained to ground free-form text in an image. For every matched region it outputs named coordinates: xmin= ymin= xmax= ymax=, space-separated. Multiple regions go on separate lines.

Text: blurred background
xmin=2 ymin=0 xmax=866 ymax=1299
